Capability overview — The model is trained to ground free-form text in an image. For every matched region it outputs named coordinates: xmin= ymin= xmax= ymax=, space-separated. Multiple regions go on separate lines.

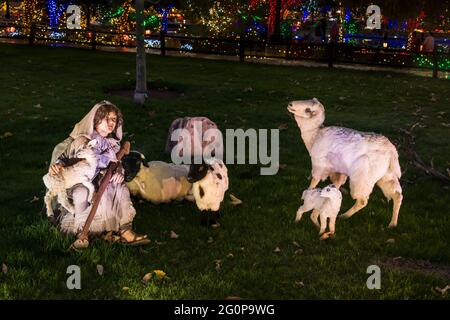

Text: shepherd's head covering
xmin=69 ymin=100 xmax=123 ymax=141
xmin=50 ymin=101 xmax=123 ymax=164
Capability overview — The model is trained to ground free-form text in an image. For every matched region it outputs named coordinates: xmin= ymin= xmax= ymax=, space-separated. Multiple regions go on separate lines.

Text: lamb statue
xmin=43 ymin=139 xmax=98 ymax=218
xmin=288 ymin=98 xmax=402 ymax=228
xmin=295 ymin=184 xmax=343 ymax=240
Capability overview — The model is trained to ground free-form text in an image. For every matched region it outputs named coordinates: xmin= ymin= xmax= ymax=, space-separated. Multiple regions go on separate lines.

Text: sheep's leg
xmin=310 ymin=209 xmax=320 ymax=229
xmin=328 ymin=216 xmax=336 ymax=237
xmin=59 ymin=191 xmax=75 ymax=213
xmin=318 ymin=214 xmax=327 ymax=236
xmin=295 ymin=206 xmax=310 ymax=223
xmin=377 ymin=178 xmax=403 ymax=228
xmin=185 ymin=188 xmax=195 ymax=202
xmin=330 ymin=173 xmax=347 ymax=189
xmin=82 ymin=182 xmax=95 ymax=204
xmin=308 ymin=177 xmax=320 ymax=189
xmin=339 ymin=155 xmax=372 ymax=219
xmin=339 ymin=198 xmax=368 ymax=219
xmin=320 ymin=215 xmax=336 ymax=240
xmin=388 ymin=191 xmax=402 ymax=228
xmin=44 ymin=191 xmax=55 ymax=217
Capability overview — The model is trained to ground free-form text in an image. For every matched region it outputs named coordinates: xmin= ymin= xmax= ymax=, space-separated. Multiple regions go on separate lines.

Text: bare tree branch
xmin=399 ymin=124 xmax=450 ymax=185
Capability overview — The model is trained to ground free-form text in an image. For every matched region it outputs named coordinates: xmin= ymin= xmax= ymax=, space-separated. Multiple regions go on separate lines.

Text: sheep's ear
xmin=87 ymin=139 xmax=97 ymax=148
xmin=312 ymin=97 xmax=320 ymax=104
xmin=139 ymin=152 xmax=149 ymax=167
xmin=187 ymin=163 xmax=209 ymax=183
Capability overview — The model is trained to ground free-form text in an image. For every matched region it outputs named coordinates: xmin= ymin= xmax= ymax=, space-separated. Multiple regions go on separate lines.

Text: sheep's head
xmin=122 ymin=151 xmax=149 ymax=182
xmin=320 ymin=184 xmax=342 ymax=201
xmin=75 ymin=139 xmax=97 ymax=160
xmin=287 ymin=98 xmax=325 ymax=119
xmin=190 ymin=160 xmax=229 ymax=212
xmin=187 ymin=162 xmax=210 ymax=183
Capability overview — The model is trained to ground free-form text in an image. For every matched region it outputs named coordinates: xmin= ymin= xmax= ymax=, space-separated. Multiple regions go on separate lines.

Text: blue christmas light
xmin=302 ymin=10 xmax=309 ymax=22
xmin=48 ymin=0 xmax=68 ymax=28
xmin=181 ymin=43 xmax=193 ymax=51
xmin=157 ymin=3 xmax=174 ymax=33
xmin=145 ymin=39 xmax=161 ymax=48
xmin=345 ymin=7 xmax=351 ymax=23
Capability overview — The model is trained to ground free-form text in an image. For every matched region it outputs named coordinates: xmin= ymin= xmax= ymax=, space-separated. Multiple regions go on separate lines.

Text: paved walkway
xmin=1 ymin=38 xmax=448 ymax=79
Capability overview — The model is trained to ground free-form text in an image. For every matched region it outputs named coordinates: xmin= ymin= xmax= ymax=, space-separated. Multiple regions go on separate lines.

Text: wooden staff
xmin=70 ymin=141 xmax=130 ymax=250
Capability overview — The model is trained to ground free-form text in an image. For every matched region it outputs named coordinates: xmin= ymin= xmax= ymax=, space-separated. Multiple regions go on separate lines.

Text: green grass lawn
xmin=0 ymin=43 xmax=449 ymax=299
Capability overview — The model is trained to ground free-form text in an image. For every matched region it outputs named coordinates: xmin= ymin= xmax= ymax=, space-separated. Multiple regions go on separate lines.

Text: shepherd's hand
xmin=110 ymin=172 xmax=124 ymax=184
xmin=49 ymin=163 xmax=64 ymax=175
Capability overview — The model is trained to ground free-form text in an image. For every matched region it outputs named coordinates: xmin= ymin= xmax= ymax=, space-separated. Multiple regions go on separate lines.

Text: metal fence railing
xmin=1 ymin=23 xmax=448 ymax=78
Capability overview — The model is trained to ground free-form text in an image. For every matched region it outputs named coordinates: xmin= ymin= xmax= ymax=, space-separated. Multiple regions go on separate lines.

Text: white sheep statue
xmin=122 ymin=151 xmax=228 ymax=222
xmin=295 ymin=184 xmax=342 ymax=240
xmin=288 ymin=98 xmax=402 ymax=228
xmin=43 ymin=139 xmax=98 ymax=218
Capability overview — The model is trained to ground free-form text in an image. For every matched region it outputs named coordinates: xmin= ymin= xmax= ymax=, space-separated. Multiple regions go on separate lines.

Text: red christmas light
xmin=249 ymin=0 xmax=302 ymax=35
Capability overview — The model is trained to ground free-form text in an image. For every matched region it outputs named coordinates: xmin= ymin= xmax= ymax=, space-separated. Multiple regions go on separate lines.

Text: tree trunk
xmin=134 ymin=0 xmax=148 ymax=106
xmin=270 ymin=0 xmax=282 ymax=43
xmin=86 ymin=5 xmax=91 ymax=29
xmin=6 ymin=0 xmax=10 ymax=19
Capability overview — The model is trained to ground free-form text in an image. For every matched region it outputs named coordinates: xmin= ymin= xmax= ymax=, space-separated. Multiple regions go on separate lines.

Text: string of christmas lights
xmin=48 ymin=0 xmax=67 ymax=28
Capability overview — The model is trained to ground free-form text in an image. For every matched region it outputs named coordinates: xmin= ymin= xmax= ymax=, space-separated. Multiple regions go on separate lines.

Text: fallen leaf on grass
xmin=207 ymin=237 xmax=214 ymax=244
xmin=430 ymin=93 xmax=437 ymax=102
xmin=122 ymin=287 xmax=129 ymax=293
xmin=274 ymin=247 xmax=281 ymax=253
xmin=229 ymin=194 xmax=242 ymax=206
xmin=292 ymin=241 xmax=300 ymax=247
xmin=211 ymin=223 xmax=220 ymax=229
xmin=170 ymin=230 xmax=179 ymax=239
xmin=142 ymin=273 xmax=152 ymax=284
xmin=143 ymin=270 xmax=168 ymax=283
xmin=2 ymin=264 xmax=7 ymax=274
xmin=30 ymin=196 xmax=39 ymax=203
xmin=96 ymin=264 xmax=104 ymax=276
xmin=386 ymin=238 xmax=395 ymax=244
xmin=148 ymin=111 xmax=156 ymax=119
xmin=278 ymin=163 xmax=288 ymax=169
xmin=214 ymin=260 xmax=222 ymax=273
xmin=242 ymin=87 xmax=253 ymax=93
xmin=277 ymin=123 xmax=289 ymax=130
xmin=225 ymin=296 xmax=242 ymax=300
xmin=33 ymin=104 xmax=42 ymax=109
xmin=0 ymin=132 xmax=13 ymax=139
xmin=294 ymin=281 xmax=304 ymax=288
xmin=153 ymin=270 xmax=166 ymax=279
xmin=227 ymin=253 xmax=234 ymax=259
xmin=435 ymin=285 xmax=450 ymax=295
xmin=294 ymin=249 xmax=303 ymax=255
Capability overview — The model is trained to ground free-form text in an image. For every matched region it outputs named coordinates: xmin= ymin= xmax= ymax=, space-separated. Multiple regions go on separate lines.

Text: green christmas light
xmin=414 ymin=55 xmax=450 ymax=70
xmin=143 ymin=15 xmax=160 ymax=28
xmin=110 ymin=7 xmax=125 ymax=19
